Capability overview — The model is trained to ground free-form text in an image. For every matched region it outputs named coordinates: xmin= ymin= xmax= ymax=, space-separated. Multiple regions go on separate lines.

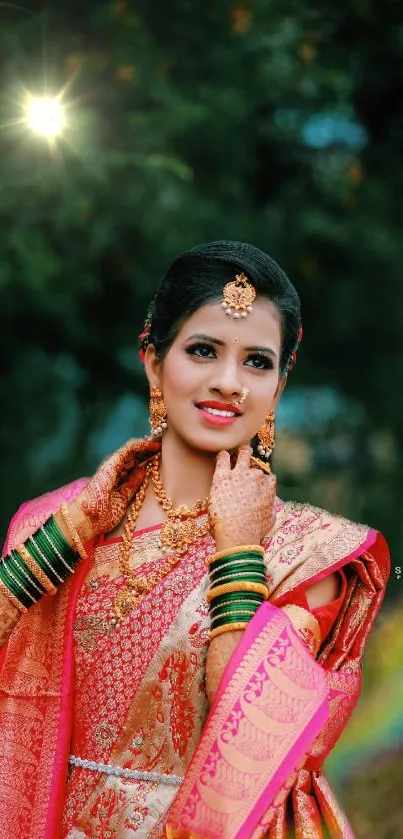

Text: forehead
xmin=176 ymin=297 xmax=282 ymax=346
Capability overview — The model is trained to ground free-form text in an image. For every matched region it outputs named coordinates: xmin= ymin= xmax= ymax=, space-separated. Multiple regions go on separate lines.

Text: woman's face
xmin=145 ymin=296 xmax=284 ymax=456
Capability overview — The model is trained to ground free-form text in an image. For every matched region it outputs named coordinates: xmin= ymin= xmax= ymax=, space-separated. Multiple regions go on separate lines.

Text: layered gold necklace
xmin=113 ymin=454 xmax=210 ymax=620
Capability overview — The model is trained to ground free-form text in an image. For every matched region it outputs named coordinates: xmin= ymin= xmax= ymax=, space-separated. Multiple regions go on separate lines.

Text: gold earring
xmin=149 ymin=387 xmax=168 ymax=437
xmin=257 ymin=410 xmax=275 ymax=459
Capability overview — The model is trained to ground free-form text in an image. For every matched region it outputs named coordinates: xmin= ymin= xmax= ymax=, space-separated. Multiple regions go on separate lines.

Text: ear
xmin=144 ymin=344 xmax=162 ymax=390
xmin=273 ymin=374 xmax=287 ymax=408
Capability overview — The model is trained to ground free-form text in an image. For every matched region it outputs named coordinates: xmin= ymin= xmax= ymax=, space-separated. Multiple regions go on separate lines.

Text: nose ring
xmin=232 ymin=386 xmax=250 ymax=407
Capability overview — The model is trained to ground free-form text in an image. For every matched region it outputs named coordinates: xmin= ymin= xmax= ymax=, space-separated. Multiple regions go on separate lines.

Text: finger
xmin=97 ymin=438 xmax=137 ymax=474
xmin=119 ymin=438 xmax=141 ymax=466
xmin=233 ymin=444 xmax=252 ymax=471
xmin=214 ymin=450 xmax=231 ymax=474
xmin=118 ymin=438 xmax=147 ymax=477
xmin=123 ymin=463 xmax=148 ymax=497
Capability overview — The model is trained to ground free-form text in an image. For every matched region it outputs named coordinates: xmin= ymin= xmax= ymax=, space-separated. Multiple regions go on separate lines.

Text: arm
xmin=0 ymin=438 xmax=157 ymax=650
xmin=206 ymin=572 xmax=341 ymax=703
xmin=0 ymin=503 xmax=87 ymax=650
xmin=305 ymin=572 xmax=340 ymax=609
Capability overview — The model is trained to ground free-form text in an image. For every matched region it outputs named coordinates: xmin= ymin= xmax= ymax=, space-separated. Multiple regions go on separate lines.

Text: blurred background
xmin=0 ymin=1 xmax=402 ymax=835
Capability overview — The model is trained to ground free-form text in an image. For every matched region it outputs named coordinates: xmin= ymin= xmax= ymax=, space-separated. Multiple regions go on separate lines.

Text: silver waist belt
xmin=69 ymin=755 xmax=182 ymax=787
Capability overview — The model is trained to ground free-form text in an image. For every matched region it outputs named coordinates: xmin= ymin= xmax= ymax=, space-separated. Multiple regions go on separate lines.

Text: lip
xmin=196 ymin=402 xmax=241 ymax=427
xmin=196 ymin=400 xmax=242 ymax=416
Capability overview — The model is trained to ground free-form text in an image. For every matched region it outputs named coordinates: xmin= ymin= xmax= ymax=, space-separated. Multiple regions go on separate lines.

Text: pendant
xmin=159 ymin=515 xmax=200 ymax=555
xmin=113 ymin=588 xmax=140 ymax=621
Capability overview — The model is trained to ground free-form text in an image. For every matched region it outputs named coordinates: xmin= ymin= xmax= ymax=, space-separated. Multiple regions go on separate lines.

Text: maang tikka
xmin=149 ymin=387 xmax=168 ymax=437
xmin=221 ymin=272 xmax=256 ymax=319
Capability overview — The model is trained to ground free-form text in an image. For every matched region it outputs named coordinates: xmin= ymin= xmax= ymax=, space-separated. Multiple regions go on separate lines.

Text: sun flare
xmin=25 ymin=96 xmax=65 ymax=139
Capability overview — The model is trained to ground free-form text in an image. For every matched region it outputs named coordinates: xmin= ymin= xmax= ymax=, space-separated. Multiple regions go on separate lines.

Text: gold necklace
xmin=150 ymin=454 xmax=210 ymax=555
xmin=113 ymin=454 xmax=211 ymax=621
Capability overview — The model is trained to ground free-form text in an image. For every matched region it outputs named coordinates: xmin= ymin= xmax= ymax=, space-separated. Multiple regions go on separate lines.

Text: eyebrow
xmin=186 ymin=333 xmax=278 ymax=359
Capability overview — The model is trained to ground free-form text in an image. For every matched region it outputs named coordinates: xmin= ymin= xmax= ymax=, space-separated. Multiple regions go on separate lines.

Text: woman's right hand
xmin=208 ymin=445 xmax=277 ymax=552
xmin=64 ymin=438 xmax=160 ymax=544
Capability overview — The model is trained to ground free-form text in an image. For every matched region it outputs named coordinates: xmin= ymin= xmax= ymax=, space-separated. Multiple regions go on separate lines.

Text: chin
xmin=186 ymin=432 xmax=246 ymax=455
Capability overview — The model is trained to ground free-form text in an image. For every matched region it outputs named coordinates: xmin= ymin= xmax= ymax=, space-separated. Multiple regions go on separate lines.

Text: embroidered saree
xmin=0 ymin=448 xmax=390 ymax=839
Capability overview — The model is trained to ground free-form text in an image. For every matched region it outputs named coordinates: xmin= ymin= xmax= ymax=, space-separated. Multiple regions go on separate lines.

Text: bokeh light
xmin=25 ymin=96 xmax=64 ymax=139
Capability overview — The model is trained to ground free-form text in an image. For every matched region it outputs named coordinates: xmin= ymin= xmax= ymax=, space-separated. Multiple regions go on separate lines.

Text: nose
xmin=209 ymin=358 xmax=243 ymax=400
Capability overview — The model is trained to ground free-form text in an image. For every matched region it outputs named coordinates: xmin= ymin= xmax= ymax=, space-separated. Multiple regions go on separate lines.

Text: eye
xmin=185 ymin=342 xmax=217 ymax=359
xmin=245 ymin=354 xmax=274 ymax=370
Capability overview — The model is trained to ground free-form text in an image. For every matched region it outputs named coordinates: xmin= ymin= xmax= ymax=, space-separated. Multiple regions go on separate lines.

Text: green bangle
xmin=210 ymin=598 xmax=261 ymax=615
xmin=12 ymin=550 xmax=46 ymax=597
xmin=45 ymin=517 xmax=78 ymax=564
xmin=0 ymin=561 xmax=22 ymax=601
xmin=210 ymin=606 xmax=259 ymax=626
xmin=4 ymin=554 xmax=38 ymax=600
xmin=208 ymin=590 xmax=264 ymax=608
xmin=0 ymin=561 xmax=35 ymax=608
xmin=210 ymin=566 xmax=266 ymax=580
xmin=209 ymin=552 xmax=264 ymax=571
xmin=40 ymin=520 xmax=78 ymax=576
xmin=209 ymin=562 xmax=265 ymax=581
xmin=26 ymin=536 xmax=64 ymax=587
xmin=32 ymin=528 xmax=63 ymax=565
xmin=34 ymin=527 xmax=70 ymax=573
xmin=9 ymin=551 xmax=43 ymax=600
xmin=210 ymin=612 xmax=258 ymax=629
xmin=210 ymin=596 xmax=263 ymax=614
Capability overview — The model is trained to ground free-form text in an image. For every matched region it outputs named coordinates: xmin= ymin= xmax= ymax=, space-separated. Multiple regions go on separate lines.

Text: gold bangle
xmin=16 ymin=544 xmax=57 ymax=595
xmin=0 ymin=579 xmax=27 ymax=613
xmin=209 ymin=622 xmax=248 ymax=640
xmin=208 ymin=544 xmax=264 ymax=565
xmin=59 ymin=504 xmax=87 ymax=560
xmin=207 ymin=581 xmax=269 ymax=603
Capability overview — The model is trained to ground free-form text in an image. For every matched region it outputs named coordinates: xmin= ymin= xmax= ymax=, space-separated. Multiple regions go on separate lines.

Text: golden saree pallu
xmin=165 ymin=601 xmax=329 ymax=839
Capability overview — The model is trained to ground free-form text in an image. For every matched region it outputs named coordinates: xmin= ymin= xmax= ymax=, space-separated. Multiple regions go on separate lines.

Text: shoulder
xmin=272 ymin=497 xmax=376 ymax=547
xmin=2 ymin=477 xmax=89 ymax=554
xmin=265 ymin=497 xmax=388 ymax=595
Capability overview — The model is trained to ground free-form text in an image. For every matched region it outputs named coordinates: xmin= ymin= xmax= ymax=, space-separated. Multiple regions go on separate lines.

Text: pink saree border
xmin=233 ymin=606 xmax=329 ymax=839
xmin=166 ymin=602 xmax=329 ymax=839
xmin=44 ymin=551 xmax=91 ymax=839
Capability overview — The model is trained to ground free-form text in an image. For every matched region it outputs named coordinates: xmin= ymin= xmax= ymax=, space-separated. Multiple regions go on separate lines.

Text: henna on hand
xmin=209 ymin=445 xmax=276 ymax=551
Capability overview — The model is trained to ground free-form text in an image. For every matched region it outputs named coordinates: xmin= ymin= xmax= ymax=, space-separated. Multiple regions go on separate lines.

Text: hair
xmin=143 ymin=240 xmax=302 ymax=377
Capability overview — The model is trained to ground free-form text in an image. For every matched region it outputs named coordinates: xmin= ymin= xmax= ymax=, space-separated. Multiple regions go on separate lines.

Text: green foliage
xmin=0 ymin=1 xmax=401 ymax=608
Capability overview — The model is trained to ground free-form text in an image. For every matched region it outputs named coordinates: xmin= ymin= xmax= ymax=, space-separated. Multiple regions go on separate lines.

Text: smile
xmin=196 ymin=406 xmax=240 ymax=426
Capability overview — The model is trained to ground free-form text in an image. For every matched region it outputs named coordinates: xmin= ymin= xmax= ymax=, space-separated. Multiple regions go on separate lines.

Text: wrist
xmin=206 ymin=546 xmax=269 ymax=642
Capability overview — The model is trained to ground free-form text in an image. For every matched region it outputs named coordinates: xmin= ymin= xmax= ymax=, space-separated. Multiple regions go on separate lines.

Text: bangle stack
xmin=0 ymin=513 xmax=82 ymax=613
xmin=207 ymin=545 xmax=269 ymax=640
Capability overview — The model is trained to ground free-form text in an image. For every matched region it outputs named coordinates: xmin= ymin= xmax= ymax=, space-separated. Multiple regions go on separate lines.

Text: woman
xmin=0 ymin=241 xmax=389 ymax=839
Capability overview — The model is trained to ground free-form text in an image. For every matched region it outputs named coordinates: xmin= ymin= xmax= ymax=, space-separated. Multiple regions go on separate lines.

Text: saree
xmin=0 ymin=440 xmax=390 ymax=839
